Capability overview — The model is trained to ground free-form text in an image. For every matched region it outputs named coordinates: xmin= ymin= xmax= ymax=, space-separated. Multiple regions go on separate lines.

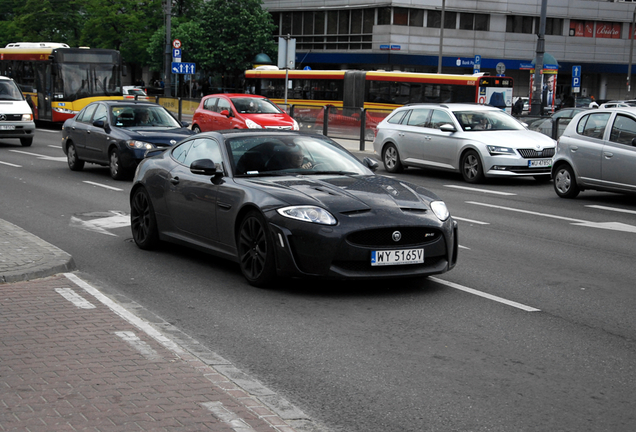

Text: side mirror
xmin=93 ymin=119 xmax=105 ymax=128
xmin=439 ymin=124 xmax=456 ymax=133
xmin=181 ymin=122 xmax=190 ymax=128
xmin=220 ymin=109 xmax=230 ymax=117
xmin=190 ymin=158 xmax=223 ymax=177
xmin=363 ymin=157 xmax=379 ymax=172
xmin=144 ymin=148 xmax=166 ymax=158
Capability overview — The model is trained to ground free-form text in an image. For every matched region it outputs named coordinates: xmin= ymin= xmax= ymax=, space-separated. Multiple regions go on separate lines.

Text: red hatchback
xmin=191 ymin=94 xmax=298 ymax=133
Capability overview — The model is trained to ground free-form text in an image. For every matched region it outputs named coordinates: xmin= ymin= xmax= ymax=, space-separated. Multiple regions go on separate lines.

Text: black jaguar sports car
xmin=130 ymin=130 xmax=458 ymax=286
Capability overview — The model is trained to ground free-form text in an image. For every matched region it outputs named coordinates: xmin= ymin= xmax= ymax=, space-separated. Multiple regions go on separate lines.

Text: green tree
xmin=197 ymin=0 xmax=276 ymax=77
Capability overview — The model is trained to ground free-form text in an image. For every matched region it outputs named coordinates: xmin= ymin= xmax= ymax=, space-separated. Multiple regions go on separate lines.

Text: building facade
xmin=263 ymin=0 xmax=636 ymax=101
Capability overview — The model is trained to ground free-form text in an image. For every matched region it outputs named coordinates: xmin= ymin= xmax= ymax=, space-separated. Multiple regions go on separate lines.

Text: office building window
xmin=394 ymin=8 xmax=408 ymax=26
xmin=428 ymin=10 xmax=456 ymax=29
xmin=378 ymin=7 xmax=391 ymax=25
xmin=461 ymin=13 xmax=489 ymax=31
xmin=506 ymin=15 xmax=534 ymax=34
xmin=409 ymin=9 xmax=424 ymax=27
xmin=545 ymin=18 xmax=563 ymax=35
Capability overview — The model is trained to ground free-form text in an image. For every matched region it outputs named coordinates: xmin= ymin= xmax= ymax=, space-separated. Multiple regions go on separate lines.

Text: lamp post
xmin=531 ymin=0 xmax=548 ymax=115
xmin=437 ymin=0 xmax=445 ymax=73
xmin=163 ymin=0 xmax=172 ymax=97
xmin=627 ymin=8 xmax=636 ymax=99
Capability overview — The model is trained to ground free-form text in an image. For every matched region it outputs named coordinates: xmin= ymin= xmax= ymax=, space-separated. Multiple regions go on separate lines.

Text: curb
xmin=0 ymin=219 xmax=76 ymax=283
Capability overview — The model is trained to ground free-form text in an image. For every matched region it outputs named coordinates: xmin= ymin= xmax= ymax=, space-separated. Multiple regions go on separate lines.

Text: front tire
xmin=193 ymin=125 xmax=202 ymax=134
xmin=461 ymin=150 xmax=484 ymax=183
xmin=130 ymin=187 xmax=160 ymax=250
xmin=553 ymin=164 xmax=580 ymax=198
xmin=237 ymin=211 xmax=276 ymax=287
xmin=109 ymin=148 xmax=129 ymax=180
xmin=382 ymin=143 xmax=403 ymax=173
xmin=20 ymin=137 xmax=33 ymax=147
xmin=66 ymin=142 xmax=85 ymax=171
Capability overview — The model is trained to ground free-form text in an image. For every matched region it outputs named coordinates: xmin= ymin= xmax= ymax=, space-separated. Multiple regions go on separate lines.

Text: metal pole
xmin=437 ymin=0 xmax=445 ymax=73
xmin=627 ymin=8 xmax=636 ymax=99
xmin=163 ymin=0 xmax=172 ymax=97
xmin=284 ymin=34 xmax=290 ymax=106
xmin=530 ymin=0 xmax=548 ymax=115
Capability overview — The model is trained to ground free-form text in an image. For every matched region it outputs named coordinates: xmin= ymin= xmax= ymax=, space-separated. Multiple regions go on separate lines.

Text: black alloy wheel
xmin=461 ymin=150 xmax=484 ymax=183
xmin=130 ymin=187 xmax=160 ymax=250
xmin=66 ymin=142 xmax=85 ymax=171
xmin=237 ymin=211 xmax=276 ymax=287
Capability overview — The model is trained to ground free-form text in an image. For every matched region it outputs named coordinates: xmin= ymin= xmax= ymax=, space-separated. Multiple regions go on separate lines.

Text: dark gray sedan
xmin=130 ymin=130 xmax=458 ymax=286
xmin=62 ymin=100 xmax=193 ymax=179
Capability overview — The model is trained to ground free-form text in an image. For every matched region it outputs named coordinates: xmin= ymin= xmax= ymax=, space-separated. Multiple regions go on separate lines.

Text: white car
xmin=0 ymin=75 xmax=36 ymax=146
xmin=123 ymin=86 xmax=150 ymax=101
xmin=373 ymin=103 xmax=556 ymax=183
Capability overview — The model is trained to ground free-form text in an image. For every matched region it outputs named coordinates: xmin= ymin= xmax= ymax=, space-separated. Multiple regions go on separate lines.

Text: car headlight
xmin=22 ymin=114 xmax=33 ymax=121
xmin=292 ymin=119 xmax=299 ymax=130
xmin=245 ymin=119 xmax=263 ymax=129
xmin=430 ymin=201 xmax=450 ymax=221
xmin=126 ymin=140 xmax=155 ymax=150
xmin=487 ymin=145 xmax=515 ymax=155
xmin=277 ymin=206 xmax=337 ymax=225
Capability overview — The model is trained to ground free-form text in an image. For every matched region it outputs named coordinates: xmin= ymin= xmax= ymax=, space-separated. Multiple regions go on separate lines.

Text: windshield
xmin=229 ymin=135 xmax=370 ymax=176
xmin=231 ymin=97 xmax=282 ymax=114
xmin=111 ymin=105 xmax=182 ymax=129
xmin=0 ymin=80 xmax=24 ymax=101
xmin=453 ymin=110 xmax=525 ymax=131
xmin=57 ymin=63 xmax=121 ymax=100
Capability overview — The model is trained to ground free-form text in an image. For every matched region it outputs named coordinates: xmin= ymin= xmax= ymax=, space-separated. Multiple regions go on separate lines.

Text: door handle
xmin=604 ymin=152 xmax=614 ymax=158
xmin=170 ymin=176 xmax=179 ymax=185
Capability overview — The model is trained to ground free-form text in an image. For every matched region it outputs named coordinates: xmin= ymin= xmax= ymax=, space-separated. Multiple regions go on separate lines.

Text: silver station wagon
xmin=373 ymin=103 xmax=556 ymax=183
xmin=552 ymin=107 xmax=636 ymax=198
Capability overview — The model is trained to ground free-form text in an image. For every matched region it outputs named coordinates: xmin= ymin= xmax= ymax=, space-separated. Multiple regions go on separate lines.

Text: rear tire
xmin=130 ymin=187 xmax=160 ymax=250
xmin=20 ymin=137 xmax=33 ymax=147
xmin=193 ymin=125 xmax=202 ymax=134
xmin=382 ymin=143 xmax=403 ymax=173
xmin=553 ymin=164 xmax=580 ymax=198
xmin=237 ymin=211 xmax=276 ymax=287
xmin=66 ymin=142 xmax=85 ymax=171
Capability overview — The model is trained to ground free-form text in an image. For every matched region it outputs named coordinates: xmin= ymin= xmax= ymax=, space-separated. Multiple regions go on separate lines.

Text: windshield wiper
xmin=307 ymin=170 xmax=359 ymax=175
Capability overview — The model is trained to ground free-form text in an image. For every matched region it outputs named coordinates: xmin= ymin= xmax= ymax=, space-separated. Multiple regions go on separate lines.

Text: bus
xmin=0 ymin=42 xmax=124 ymax=123
xmin=245 ymin=68 xmax=513 ymax=136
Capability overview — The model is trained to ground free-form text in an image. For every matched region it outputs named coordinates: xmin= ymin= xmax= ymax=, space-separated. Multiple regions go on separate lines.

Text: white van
xmin=0 ymin=76 xmax=36 ymax=146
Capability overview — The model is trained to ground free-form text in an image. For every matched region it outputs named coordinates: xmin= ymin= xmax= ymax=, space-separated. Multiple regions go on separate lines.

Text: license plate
xmin=371 ymin=249 xmax=424 ymax=266
xmin=0 ymin=125 xmax=15 ymax=130
xmin=528 ymin=159 xmax=551 ymax=168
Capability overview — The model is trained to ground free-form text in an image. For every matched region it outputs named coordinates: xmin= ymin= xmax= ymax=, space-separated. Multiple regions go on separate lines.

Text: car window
xmin=231 ymin=97 xmax=282 ymax=114
xmin=0 ymin=79 xmax=24 ymax=101
xmin=182 ymin=138 xmax=223 ymax=168
xmin=609 ymin=114 xmax=636 ymax=145
xmin=172 ymin=141 xmax=193 ymax=164
xmin=454 ymin=110 xmax=524 ymax=131
xmin=217 ymin=98 xmax=232 ymax=114
xmin=77 ymin=104 xmax=97 ymax=123
xmin=429 ymin=110 xmax=454 ymax=129
xmin=93 ymin=104 xmax=108 ymax=123
xmin=203 ymin=97 xmax=218 ymax=111
xmin=577 ymin=113 xmax=611 ymax=139
xmin=405 ymin=109 xmax=431 ymax=127
xmin=387 ymin=110 xmax=407 ymax=124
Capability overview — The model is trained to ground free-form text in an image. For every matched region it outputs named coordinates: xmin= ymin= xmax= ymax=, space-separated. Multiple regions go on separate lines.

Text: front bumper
xmin=0 ymin=120 xmax=35 ymax=140
xmin=482 ymin=148 xmax=555 ymax=178
xmin=267 ymin=211 xmax=458 ymax=280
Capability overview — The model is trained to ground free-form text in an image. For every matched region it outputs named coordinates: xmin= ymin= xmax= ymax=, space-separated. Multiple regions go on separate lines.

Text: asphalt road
xmin=1 ymin=128 xmax=635 ymax=432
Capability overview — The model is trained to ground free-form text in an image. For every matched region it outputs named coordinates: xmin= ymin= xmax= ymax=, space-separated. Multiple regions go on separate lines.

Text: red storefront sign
xmin=596 ymin=22 xmax=621 ymax=39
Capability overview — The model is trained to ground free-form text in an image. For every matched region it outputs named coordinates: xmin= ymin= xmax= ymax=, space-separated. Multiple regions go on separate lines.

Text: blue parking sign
xmin=572 ymin=65 xmax=581 ymax=93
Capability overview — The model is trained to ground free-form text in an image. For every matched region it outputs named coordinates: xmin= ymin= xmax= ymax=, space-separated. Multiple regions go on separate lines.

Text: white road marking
xmin=83 ymin=181 xmax=124 ymax=191
xmin=9 ymin=149 xmax=67 ymax=162
xmin=38 ymin=129 xmax=61 ymax=133
xmin=0 ymin=160 xmax=21 ymax=167
xmin=201 ymin=402 xmax=255 ymax=431
xmin=459 ymin=245 xmax=470 ymax=250
xmin=70 ymin=210 xmax=130 ymax=236
xmin=48 ymin=145 xmax=62 ymax=149
xmin=115 ymin=331 xmax=161 ymax=361
xmin=453 ymin=216 xmax=490 ymax=225
xmin=430 ymin=277 xmax=541 ymax=312
xmin=586 ymin=205 xmax=636 ymax=215
xmin=467 ymin=201 xmax=636 ymax=234
xmin=55 ymin=288 xmax=96 ymax=309
xmin=445 ymin=185 xmax=516 ymax=196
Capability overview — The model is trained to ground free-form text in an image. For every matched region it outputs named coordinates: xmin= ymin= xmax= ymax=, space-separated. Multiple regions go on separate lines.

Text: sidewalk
xmin=0 ymin=219 xmax=325 ymax=432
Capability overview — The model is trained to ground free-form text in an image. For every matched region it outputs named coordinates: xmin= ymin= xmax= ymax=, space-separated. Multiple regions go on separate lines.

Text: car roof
xmin=399 ymin=103 xmax=500 ymax=112
xmin=0 ymin=75 xmax=14 ymax=81
xmin=89 ymin=100 xmax=160 ymax=107
xmin=205 ymin=93 xmax=267 ymax=99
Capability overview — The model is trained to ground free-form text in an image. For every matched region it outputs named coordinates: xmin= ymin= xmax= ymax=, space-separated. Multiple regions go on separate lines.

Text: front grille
xmin=264 ymin=126 xmax=292 ymax=130
xmin=347 ymin=227 xmax=441 ymax=248
xmin=518 ymin=148 xmax=555 ymax=158
xmin=0 ymin=114 xmax=22 ymax=121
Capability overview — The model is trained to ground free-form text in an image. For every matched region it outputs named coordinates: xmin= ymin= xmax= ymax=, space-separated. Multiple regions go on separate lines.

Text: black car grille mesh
xmin=518 ymin=148 xmax=555 ymax=159
xmin=0 ymin=114 xmax=22 ymax=121
xmin=347 ymin=227 xmax=441 ymax=248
